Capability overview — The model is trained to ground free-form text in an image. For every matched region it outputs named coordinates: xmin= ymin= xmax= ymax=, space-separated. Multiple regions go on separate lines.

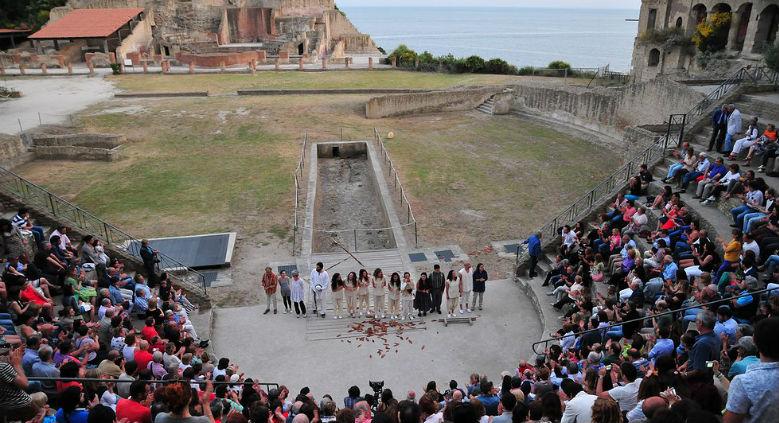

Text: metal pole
xmin=414 ymin=222 xmax=418 ymax=247
xmin=48 ymin=193 xmax=56 ymax=216
xmin=354 ymin=229 xmax=358 ymax=252
xmin=38 ymin=112 xmax=42 ymax=125
xmin=18 ymin=118 xmax=23 ymax=133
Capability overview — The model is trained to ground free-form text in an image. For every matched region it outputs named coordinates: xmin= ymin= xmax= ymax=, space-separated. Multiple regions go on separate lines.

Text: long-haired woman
xmin=416 ymin=272 xmax=431 ymax=317
xmin=445 ymin=270 xmax=462 ymax=318
xmin=400 ymin=272 xmax=414 ymax=320
xmin=372 ymin=268 xmax=387 ymax=318
xmin=345 ymin=271 xmax=358 ymax=318
xmin=387 ymin=272 xmax=401 ymax=319
xmin=331 ymin=273 xmax=346 ymax=319
xmin=357 ymin=269 xmax=371 ymax=317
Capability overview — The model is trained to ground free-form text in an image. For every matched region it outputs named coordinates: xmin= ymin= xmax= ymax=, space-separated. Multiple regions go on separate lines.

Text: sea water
xmin=342 ymin=7 xmax=639 ymax=71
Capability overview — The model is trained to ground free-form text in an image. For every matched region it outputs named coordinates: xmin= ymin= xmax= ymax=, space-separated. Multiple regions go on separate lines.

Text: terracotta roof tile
xmin=29 ymin=8 xmax=144 ymax=39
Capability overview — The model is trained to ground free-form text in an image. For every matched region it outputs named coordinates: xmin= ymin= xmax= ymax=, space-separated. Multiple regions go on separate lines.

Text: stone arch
xmin=692 ymin=3 xmax=708 ymax=25
xmin=732 ymin=3 xmax=753 ymax=51
xmin=752 ymin=4 xmax=779 ymax=53
xmin=648 ymin=48 xmax=661 ymax=66
xmin=676 ymin=17 xmax=684 ymax=29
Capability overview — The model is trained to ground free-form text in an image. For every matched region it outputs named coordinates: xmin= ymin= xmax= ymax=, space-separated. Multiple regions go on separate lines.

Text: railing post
xmin=407 ymin=205 xmax=410 ymax=223
xmin=104 ymin=222 xmax=111 ymax=244
xmin=354 ymin=229 xmax=358 ymax=252
xmin=415 ymin=222 xmax=418 ymax=248
xmin=48 ymin=193 xmax=56 ymax=216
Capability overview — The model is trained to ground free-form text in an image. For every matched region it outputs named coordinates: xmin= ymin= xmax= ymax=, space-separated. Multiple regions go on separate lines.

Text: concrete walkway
xmin=0 ymin=76 xmax=115 ymax=134
xmin=211 ymin=278 xmax=542 ymax=396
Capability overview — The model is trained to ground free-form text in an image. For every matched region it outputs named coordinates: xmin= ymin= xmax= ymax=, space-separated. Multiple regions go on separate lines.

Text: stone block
xmin=368 ymin=57 xmax=373 ymax=70
xmin=299 ymin=57 xmax=304 ymax=70
xmin=275 ymin=57 xmax=280 ymax=71
xmin=279 ymin=51 xmax=289 ymax=64
xmin=40 ymin=63 xmax=47 ymax=74
xmin=257 ymin=50 xmax=267 ymax=63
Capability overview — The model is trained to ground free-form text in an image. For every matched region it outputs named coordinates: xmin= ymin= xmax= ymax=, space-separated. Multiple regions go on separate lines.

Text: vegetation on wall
xmin=764 ymin=45 xmax=779 ymax=73
xmin=639 ymin=27 xmax=695 ymax=53
xmin=0 ymin=0 xmax=66 ymax=30
xmin=692 ymin=12 xmax=731 ymax=52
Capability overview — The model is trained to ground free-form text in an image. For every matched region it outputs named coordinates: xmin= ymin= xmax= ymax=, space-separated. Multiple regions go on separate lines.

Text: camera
xmin=706 ymin=361 xmax=714 ymax=368
xmin=369 ymin=380 xmax=384 ymax=396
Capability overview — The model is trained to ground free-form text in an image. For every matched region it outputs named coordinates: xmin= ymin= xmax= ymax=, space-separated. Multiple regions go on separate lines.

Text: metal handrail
xmin=26 ymin=376 xmax=279 ymax=391
xmin=292 ymin=132 xmax=308 ymax=255
xmin=531 ymin=285 xmax=779 ymax=354
xmin=0 ymin=166 xmax=208 ymax=296
xmin=373 ymin=128 xmax=419 ymax=247
xmin=686 ymin=66 xmax=779 ymax=119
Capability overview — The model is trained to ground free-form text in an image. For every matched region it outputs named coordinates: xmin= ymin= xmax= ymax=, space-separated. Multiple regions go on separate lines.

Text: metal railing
xmin=0 ymin=166 xmax=208 ymax=296
xmin=513 ymin=126 xmax=678 ymax=268
xmin=373 ymin=128 xmax=419 ymax=248
xmin=687 ymin=65 xmax=779 ymax=118
xmin=292 ymin=132 xmax=308 ymax=255
xmin=530 ymin=285 xmax=779 ymax=354
xmin=26 ymin=376 xmax=279 ymax=392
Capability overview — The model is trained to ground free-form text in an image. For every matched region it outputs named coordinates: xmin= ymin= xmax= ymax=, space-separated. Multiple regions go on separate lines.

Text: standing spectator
xmin=290 ymin=271 xmax=306 ymax=318
xmin=597 ymin=363 xmax=641 ymax=412
xmin=524 ymin=232 xmax=542 ymax=278
xmin=472 ymin=263 xmax=488 ymax=311
xmin=310 ymin=262 xmax=329 ymax=318
xmin=279 ymin=270 xmax=292 ymax=314
xmin=139 ymin=239 xmax=159 ymax=285
xmin=117 ymin=380 xmax=152 ymax=423
xmin=709 ymin=105 xmax=728 ymax=152
xmin=262 ymin=267 xmax=279 ymax=315
xmin=724 ymin=317 xmax=779 ymax=423
xmin=429 ymin=264 xmax=445 ymax=314
xmin=445 ymin=270 xmax=462 ymax=318
xmin=722 ymin=104 xmax=742 ymax=154
xmin=458 ymin=262 xmax=474 ymax=314
xmin=344 ymin=386 xmax=363 ymax=409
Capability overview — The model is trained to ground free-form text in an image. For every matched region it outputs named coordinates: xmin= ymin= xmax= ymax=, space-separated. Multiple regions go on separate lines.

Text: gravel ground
xmin=0 ymin=76 xmax=115 ymax=134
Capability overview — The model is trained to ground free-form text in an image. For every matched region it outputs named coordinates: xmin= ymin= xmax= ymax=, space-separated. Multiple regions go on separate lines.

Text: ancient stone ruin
xmin=46 ymin=0 xmax=380 ymax=63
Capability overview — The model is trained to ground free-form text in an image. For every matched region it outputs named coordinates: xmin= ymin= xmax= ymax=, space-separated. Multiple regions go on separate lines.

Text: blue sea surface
xmin=341 ymin=7 xmax=639 ymax=71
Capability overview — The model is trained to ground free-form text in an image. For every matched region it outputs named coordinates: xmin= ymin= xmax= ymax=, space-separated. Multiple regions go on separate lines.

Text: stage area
xmin=211 ymin=278 xmax=541 ymax=395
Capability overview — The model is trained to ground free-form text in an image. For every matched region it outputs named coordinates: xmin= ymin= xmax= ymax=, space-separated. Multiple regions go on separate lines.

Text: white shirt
xmin=459 ymin=267 xmax=474 ymax=292
xmin=608 ymin=378 xmax=642 ymax=412
xmin=721 ymin=171 xmax=741 ymax=184
xmin=728 ymin=109 xmax=742 ymax=135
xmin=561 ymin=391 xmax=597 ymax=423
xmin=619 ymin=287 xmax=634 ymax=303
xmin=424 ymin=412 xmax=443 ymax=423
xmin=310 ymin=269 xmax=330 ymax=295
xmin=743 ymin=240 xmax=760 ymax=258
xmin=562 ymin=230 xmax=578 ymax=247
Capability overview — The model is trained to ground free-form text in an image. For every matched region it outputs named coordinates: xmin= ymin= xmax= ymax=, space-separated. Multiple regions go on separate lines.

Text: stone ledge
xmin=115 ymin=91 xmax=209 ymax=98
xmin=237 ymin=88 xmax=430 ymax=96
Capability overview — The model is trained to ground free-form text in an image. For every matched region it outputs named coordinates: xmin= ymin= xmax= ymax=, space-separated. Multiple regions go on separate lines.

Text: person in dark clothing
xmin=524 ymin=232 xmax=542 ymax=278
xmin=429 ymin=265 xmax=445 ymax=314
xmin=472 ymin=263 xmax=488 ymax=311
xmin=709 ymin=105 xmax=728 ymax=152
xmin=139 ymin=239 xmax=159 ymax=286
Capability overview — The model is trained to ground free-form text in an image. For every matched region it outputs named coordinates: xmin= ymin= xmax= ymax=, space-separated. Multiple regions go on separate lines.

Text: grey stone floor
xmin=210 ymin=278 xmax=542 ymax=397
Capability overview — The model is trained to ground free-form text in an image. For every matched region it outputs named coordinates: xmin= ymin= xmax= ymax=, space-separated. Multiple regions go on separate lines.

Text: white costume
xmin=731 ymin=125 xmax=760 ymax=155
xmin=310 ymin=268 xmax=330 ymax=316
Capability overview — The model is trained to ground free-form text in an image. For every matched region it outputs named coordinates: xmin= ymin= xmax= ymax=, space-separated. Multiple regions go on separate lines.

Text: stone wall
xmin=365 ymin=87 xmax=505 ymax=119
xmin=176 ymin=50 xmax=264 ymax=67
xmin=116 ymin=15 xmax=154 ymax=60
xmin=0 ymin=135 xmax=32 ymax=169
xmin=32 ymin=145 xmax=122 ymax=161
xmin=508 ymin=77 xmax=704 ymax=137
xmin=31 ymin=133 xmax=125 ymax=149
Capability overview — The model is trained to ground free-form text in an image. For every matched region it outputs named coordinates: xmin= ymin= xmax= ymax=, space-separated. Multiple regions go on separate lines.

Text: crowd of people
xmin=259 ymin=262 xmax=489 ymax=320
xmin=519 ymin=105 xmax=779 ymax=421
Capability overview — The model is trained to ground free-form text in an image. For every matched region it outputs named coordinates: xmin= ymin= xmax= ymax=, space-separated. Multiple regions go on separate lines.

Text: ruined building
xmin=32 ymin=0 xmax=380 ymax=63
xmin=632 ymin=0 xmax=779 ymax=81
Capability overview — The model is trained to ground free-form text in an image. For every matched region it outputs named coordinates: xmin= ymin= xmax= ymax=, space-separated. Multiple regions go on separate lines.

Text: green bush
xmin=387 ymin=44 xmax=418 ymax=67
xmin=517 ymin=66 xmax=535 ymax=75
xmin=764 ymin=45 xmax=779 ymax=73
xmin=484 ymin=58 xmax=516 ymax=75
xmin=547 ymin=60 xmax=572 ymax=70
xmin=464 ymin=55 xmax=485 ymax=73
xmin=110 ymin=63 xmax=122 ymax=75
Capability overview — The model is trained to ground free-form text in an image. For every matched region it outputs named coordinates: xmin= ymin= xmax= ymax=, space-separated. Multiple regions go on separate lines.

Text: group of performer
xmin=261 ymin=261 xmax=489 ymax=319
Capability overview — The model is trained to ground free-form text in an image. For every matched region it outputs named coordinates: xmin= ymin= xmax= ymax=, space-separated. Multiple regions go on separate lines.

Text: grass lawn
xmin=110 ymin=70 xmax=529 ymax=94
xmin=15 ymin=93 xmax=618 ymax=253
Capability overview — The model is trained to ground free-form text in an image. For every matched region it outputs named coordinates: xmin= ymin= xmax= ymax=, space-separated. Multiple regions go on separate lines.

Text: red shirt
xmin=141 ymin=325 xmax=158 ymax=341
xmin=134 ymin=349 xmax=153 ymax=370
xmin=116 ymin=398 xmax=152 ymax=423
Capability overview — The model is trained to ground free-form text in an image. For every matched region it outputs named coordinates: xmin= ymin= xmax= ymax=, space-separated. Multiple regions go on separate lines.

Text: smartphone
xmin=606 ymin=365 xmax=612 ymax=371
xmin=706 ymin=361 xmax=714 ymax=368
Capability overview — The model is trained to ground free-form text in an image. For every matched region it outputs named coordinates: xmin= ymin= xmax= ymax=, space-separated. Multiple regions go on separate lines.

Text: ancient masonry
xmin=632 ymin=0 xmax=779 ymax=81
xmin=47 ymin=0 xmax=380 ymax=61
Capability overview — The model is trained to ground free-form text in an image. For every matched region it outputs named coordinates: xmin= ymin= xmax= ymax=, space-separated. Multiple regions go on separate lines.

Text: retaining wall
xmin=32 ymin=133 xmax=124 ymax=149
xmin=365 ymin=87 xmax=504 ymax=119
xmin=0 ymin=135 xmax=32 ymax=169
xmin=176 ymin=51 xmax=266 ymax=68
xmin=32 ymin=145 xmax=122 ymax=161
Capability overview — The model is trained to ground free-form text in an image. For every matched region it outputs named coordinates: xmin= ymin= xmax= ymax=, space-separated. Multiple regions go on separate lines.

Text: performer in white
xmin=458 ymin=262 xmax=474 ymax=314
xmin=310 ymin=262 xmax=330 ymax=318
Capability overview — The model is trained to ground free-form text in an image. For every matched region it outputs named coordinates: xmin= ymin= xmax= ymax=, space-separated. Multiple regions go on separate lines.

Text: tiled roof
xmin=29 ymin=8 xmax=144 ymax=39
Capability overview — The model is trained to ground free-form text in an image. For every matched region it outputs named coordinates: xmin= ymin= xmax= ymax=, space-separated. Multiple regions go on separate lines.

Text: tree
xmin=547 ymin=60 xmax=572 ymax=70
xmin=464 ymin=55 xmax=485 ymax=73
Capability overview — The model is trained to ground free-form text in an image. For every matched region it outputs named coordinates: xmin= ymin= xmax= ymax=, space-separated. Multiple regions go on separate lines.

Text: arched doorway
xmin=752 ymin=4 xmax=779 ymax=53
xmin=732 ymin=3 xmax=753 ymax=51
xmin=676 ymin=17 xmax=684 ymax=30
xmin=704 ymin=3 xmax=732 ymax=51
xmin=690 ymin=4 xmax=708 ymax=35
xmin=648 ymin=49 xmax=661 ymax=67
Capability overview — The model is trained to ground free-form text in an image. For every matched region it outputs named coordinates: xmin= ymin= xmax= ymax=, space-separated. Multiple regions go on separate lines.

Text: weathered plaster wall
xmin=365 ymin=87 xmax=504 ymax=119
xmin=176 ymin=50 xmax=263 ymax=67
xmin=0 ymin=135 xmax=32 ymax=169
xmin=116 ymin=15 xmax=154 ymax=60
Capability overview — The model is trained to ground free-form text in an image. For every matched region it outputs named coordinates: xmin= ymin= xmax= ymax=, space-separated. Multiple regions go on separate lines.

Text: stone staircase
xmin=476 ymin=96 xmax=496 ymax=115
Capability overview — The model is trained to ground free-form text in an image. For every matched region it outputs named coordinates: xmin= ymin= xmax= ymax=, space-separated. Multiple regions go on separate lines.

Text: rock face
xmin=49 ymin=0 xmax=379 ymax=59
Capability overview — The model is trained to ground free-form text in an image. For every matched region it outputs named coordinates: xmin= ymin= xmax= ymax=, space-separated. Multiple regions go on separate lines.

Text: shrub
xmin=692 ymin=12 xmax=731 ymax=52
xmin=0 ymin=86 xmax=22 ymax=98
xmin=484 ymin=58 xmax=517 ymax=75
xmin=110 ymin=63 xmax=122 ymax=75
xmin=547 ymin=60 xmax=572 ymax=70
xmin=517 ymin=66 xmax=535 ymax=75
xmin=764 ymin=45 xmax=779 ymax=72
xmin=387 ymin=44 xmax=417 ymax=67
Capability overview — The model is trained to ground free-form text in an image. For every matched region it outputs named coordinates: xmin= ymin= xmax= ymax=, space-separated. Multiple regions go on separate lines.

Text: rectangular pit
xmin=312 ymin=141 xmax=397 ymax=253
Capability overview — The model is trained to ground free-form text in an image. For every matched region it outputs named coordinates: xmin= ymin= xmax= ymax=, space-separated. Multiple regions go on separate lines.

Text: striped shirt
xmin=10 ymin=213 xmax=28 ymax=229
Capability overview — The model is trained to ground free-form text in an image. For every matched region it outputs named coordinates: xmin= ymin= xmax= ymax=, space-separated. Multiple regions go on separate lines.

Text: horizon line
xmin=341 ymin=6 xmax=640 ymax=10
